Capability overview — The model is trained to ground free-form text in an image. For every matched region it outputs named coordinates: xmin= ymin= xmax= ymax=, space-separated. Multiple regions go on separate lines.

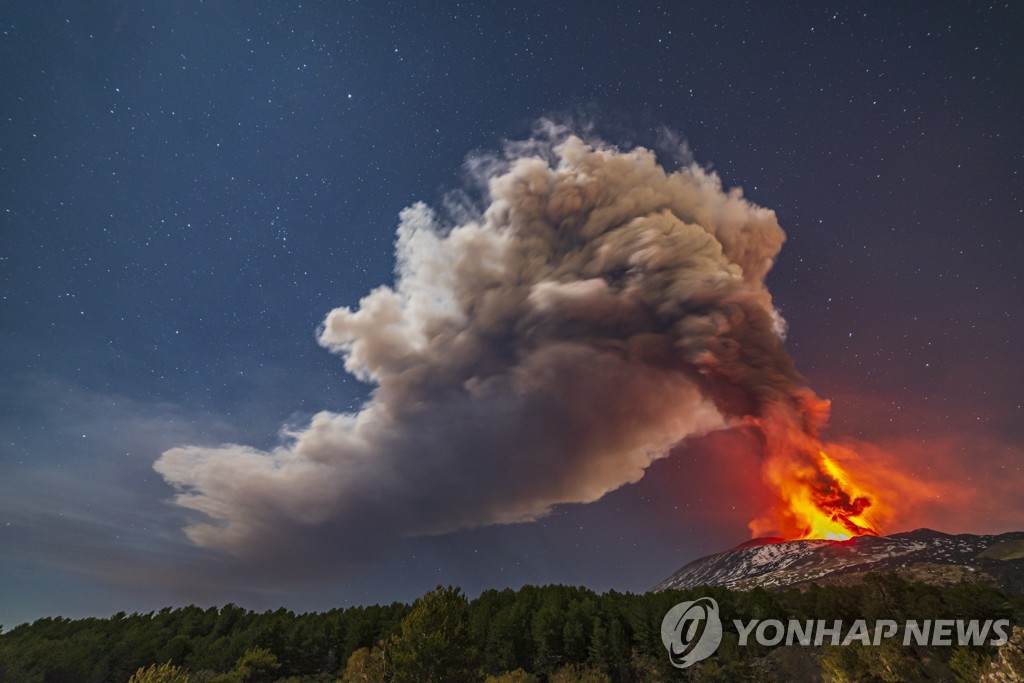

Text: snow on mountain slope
xmin=654 ymin=529 xmax=1024 ymax=593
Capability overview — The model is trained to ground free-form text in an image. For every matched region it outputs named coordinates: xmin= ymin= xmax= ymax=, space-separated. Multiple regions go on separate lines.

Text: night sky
xmin=2 ymin=1 xmax=1023 ymax=628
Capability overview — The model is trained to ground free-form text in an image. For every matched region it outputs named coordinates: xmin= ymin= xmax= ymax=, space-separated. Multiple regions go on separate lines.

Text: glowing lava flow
xmin=751 ymin=400 xmax=884 ymax=542
xmin=790 ymin=450 xmax=880 ymax=540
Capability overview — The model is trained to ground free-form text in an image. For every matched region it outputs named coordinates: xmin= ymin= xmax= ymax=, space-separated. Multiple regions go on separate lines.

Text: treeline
xmin=0 ymin=574 xmax=1020 ymax=682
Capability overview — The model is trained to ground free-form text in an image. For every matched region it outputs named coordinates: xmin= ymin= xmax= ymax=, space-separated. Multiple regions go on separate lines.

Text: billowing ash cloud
xmin=156 ymin=124 xmax=810 ymax=565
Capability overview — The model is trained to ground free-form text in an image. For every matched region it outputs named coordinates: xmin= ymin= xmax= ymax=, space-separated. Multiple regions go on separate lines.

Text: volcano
xmin=654 ymin=529 xmax=1024 ymax=595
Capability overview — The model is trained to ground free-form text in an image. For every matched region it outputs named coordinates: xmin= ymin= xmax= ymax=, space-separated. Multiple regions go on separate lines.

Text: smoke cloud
xmin=156 ymin=124 xmax=823 ymax=566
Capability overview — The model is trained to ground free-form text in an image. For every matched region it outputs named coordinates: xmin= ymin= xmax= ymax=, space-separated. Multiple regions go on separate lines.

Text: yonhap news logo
xmin=660 ymin=597 xmax=1012 ymax=670
xmin=660 ymin=597 xmax=723 ymax=668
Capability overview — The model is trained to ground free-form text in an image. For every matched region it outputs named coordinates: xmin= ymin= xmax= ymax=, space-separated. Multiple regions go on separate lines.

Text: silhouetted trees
xmin=0 ymin=574 xmax=1019 ymax=682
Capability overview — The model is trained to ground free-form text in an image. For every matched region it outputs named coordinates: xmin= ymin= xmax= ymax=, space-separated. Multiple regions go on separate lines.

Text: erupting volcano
xmin=158 ymin=126 xmax=906 ymax=566
xmin=764 ymin=444 xmax=881 ymax=542
xmin=749 ymin=397 xmax=884 ymax=543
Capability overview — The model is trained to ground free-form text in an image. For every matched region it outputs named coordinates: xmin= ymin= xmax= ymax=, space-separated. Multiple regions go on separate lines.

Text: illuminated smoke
xmin=155 ymin=123 xmax=850 ymax=565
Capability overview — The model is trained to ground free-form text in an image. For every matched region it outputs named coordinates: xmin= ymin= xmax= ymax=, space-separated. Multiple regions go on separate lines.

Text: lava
xmin=749 ymin=399 xmax=884 ymax=542
xmin=793 ymin=450 xmax=880 ymax=540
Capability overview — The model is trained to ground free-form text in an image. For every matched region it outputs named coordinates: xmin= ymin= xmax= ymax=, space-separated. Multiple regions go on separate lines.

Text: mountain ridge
xmin=654 ymin=529 xmax=1024 ymax=594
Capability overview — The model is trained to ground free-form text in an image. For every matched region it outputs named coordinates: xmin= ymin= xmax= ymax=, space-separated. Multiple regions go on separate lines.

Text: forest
xmin=0 ymin=574 xmax=1020 ymax=682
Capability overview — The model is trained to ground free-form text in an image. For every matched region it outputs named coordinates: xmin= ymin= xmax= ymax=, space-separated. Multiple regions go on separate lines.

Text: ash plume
xmin=155 ymin=123 xmax=832 ymax=566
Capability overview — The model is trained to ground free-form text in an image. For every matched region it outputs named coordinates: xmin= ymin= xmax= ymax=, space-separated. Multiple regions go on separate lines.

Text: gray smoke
xmin=155 ymin=124 xmax=805 ymax=565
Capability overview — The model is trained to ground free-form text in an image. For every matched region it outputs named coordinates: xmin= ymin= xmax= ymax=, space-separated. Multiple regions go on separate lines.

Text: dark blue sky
xmin=2 ymin=1 xmax=1022 ymax=627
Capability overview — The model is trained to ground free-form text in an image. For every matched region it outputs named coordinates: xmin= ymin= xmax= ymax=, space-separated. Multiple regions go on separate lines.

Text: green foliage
xmin=235 ymin=647 xmax=280 ymax=682
xmin=483 ymin=669 xmax=537 ymax=682
xmin=948 ymin=646 xmax=991 ymax=682
xmin=205 ymin=646 xmax=281 ymax=683
xmin=128 ymin=661 xmax=192 ymax=683
xmin=387 ymin=585 xmax=480 ymax=683
xmin=0 ymin=576 xmax=1019 ymax=682
xmin=821 ymin=640 xmax=924 ymax=683
xmin=340 ymin=646 xmax=387 ymax=683
xmin=548 ymin=662 xmax=611 ymax=682
xmin=692 ymin=659 xmax=725 ymax=682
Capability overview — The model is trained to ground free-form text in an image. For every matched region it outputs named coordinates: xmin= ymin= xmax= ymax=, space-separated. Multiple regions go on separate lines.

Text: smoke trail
xmin=155 ymin=123 xmax=842 ymax=565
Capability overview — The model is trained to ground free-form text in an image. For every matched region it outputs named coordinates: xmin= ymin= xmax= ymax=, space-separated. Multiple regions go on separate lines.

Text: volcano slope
xmin=654 ymin=529 xmax=1024 ymax=594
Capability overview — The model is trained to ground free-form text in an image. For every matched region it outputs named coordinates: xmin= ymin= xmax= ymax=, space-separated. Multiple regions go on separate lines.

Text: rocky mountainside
xmin=654 ymin=529 xmax=1024 ymax=594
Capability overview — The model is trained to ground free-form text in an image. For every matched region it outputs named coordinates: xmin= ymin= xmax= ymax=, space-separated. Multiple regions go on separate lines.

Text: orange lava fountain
xmin=784 ymin=449 xmax=880 ymax=540
xmin=750 ymin=397 xmax=884 ymax=542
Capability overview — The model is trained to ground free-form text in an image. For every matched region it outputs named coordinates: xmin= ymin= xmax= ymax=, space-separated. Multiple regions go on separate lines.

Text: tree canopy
xmin=0 ymin=574 xmax=1019 ymax=682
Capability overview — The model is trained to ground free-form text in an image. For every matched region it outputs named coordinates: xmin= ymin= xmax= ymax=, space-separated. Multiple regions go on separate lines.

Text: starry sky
xmin=2 ymin=1 xmax=1022 ymax=627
